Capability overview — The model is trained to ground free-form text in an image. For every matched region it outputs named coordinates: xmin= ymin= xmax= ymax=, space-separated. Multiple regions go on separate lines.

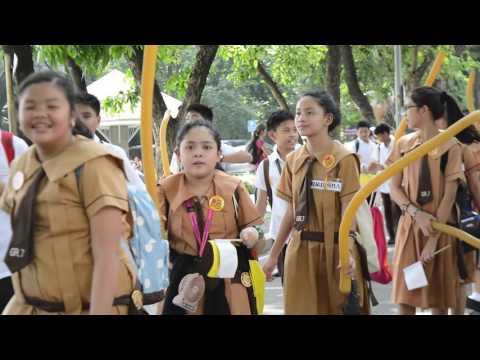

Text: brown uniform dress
xmin=460 ymin=143 xmax=480 ymax=283
xmin=276 ymin=142 xmax=370 ymax=315
xmin=0 ymin=136 xmax=134 ymax=315
xmin=386 ymin=131 xmax=465 ymax=309
xmin=157 ymin=170 xmax=263 ymax=315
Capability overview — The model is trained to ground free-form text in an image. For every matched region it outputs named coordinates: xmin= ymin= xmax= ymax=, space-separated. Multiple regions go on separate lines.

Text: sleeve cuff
xmin=86 ymin=195 xmax=129 ymax=219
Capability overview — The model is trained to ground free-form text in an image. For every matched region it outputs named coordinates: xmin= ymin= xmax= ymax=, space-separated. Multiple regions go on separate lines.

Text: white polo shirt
xmin=169 ymin=143 xmax=237 ymax=174
xmin=370 ymin=137 xmax=395 ymax=194
xmin=0 ymin=135 xmax=29 ymax=280
xmin=255 ymin=149 xmax=289 ymax=241
xmin=346 ymin=138 xmax=376 ymax=173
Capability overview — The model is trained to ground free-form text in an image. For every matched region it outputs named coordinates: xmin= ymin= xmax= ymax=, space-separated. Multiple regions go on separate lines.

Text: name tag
xmin=311 ymin=179 xmax=342 ymax=192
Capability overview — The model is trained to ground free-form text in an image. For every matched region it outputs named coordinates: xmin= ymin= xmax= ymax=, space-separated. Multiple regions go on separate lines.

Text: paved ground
xmin=260 ymin=246 xmax=479 ymax=315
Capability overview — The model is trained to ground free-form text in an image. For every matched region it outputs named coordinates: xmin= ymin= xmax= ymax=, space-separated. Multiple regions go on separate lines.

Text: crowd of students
xmin=0 ymin=69 xmax=479 ymax=315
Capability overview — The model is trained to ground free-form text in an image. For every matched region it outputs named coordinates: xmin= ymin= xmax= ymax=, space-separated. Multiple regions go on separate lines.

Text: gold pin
xmin=241 ymin=272 xmax=252 ymax=288
xmin=322 ymin=154 xmax=336 ymax=170
xmin=209 ymin=195 xmax=225 ymax=212
xmin=12 ymin=172 xmax=24 ymax=191
xmin=131 ymin=290 xmax=144 ymax=310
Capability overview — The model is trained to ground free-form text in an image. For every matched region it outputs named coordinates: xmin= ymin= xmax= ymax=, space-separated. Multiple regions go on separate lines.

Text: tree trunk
xmin=8 ymin=45 xmax=34 ymax=86
xmin=339 ymin=45 xmax=375 ymax=122
xmin=256 ymin=60 xmax=289 ymax=111
xmin=406 ymin=48 xmax=434 ymax=92
xmin=66 ymin=56 xmax=87 ymax=92
xmin=175 ymin=45 xmax=219 ymax=151
xmin=326 ymin=45 xmax=342 ymax=107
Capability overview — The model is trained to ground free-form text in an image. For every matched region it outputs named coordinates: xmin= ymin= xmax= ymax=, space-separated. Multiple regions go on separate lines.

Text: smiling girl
xmin=263 ymin=91 xmax=370 ymax=315
xmin=0 ymin=71 xmax=135 ymax=315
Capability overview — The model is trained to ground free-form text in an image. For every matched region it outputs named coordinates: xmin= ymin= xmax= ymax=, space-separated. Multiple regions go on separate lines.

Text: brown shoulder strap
xmin=263 ymin=159 xmax=273 ymax=208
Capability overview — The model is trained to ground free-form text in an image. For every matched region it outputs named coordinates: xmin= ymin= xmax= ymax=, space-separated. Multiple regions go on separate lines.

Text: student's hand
xmin=367 ymin=161 xmax=379 ymax=173
xmin=414 ymin=210 xmax=436 ymax=237
xmin=240 ymin=227 xmax=259 ymax=249
xmin=420 ymin=235 xmax=440 ymax=263
xmin=338 ymin=254 xmax=356 ymax=279
xmin=263 ymin=255 xmax=277 ymax=282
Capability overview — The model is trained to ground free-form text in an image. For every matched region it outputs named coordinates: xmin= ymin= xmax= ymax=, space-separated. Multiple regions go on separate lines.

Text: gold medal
xmin=209 ymin=195 xmax=225 ymax=212
xmin=322 ymin=154 xmax=336 ymax=170
xmin=12 ymin=171 xmax=24 ymax=191
xmin=131 ymin=290 xmax=144 ymax=310
xmin=241 ymin=272 xmax=252 ymax=288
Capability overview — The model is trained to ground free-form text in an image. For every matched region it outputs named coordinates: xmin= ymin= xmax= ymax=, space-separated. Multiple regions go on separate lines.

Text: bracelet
xmin=408 ymin=205 xmax=421 ymax=219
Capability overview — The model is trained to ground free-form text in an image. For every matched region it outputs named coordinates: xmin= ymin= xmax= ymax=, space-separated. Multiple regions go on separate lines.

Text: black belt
xmin=300 ymin=231 xmax=339 ymax=243
xmin=23 ymin=290 xmax=165 ymax=313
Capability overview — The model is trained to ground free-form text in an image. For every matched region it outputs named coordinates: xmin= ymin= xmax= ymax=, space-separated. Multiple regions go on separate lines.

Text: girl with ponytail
xmin=386 ymin=86 xmax=465 ymax=315
xmin=435 ymin=93 xmax=480 ymax=315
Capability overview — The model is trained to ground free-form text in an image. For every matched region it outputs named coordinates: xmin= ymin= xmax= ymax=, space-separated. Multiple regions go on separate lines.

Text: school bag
xmin=369 ymin=201 xmax=393 ymax=284
xmin=1 ymin=130 xmax=15 ymax=166
xmin=440 ymin=150 xmax=479 ymax=280
xmin=263 ymin=158 xmax=282 ymax=208
xmin=75 ymin=164 xmax=169 ymax=305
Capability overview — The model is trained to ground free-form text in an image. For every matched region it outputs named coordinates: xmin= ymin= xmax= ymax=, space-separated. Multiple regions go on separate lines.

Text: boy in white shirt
xmin=346 ymin=120 xmax=376 ymax=173
xmin=0 ymin=130 xmax=29 ymax=312
xmin=367 ymin=122 xmax=400 ymax=245
xmin=255 ymin=111 xmax=298 ymax=283
xmin=75 ymin=93 xmax=145 ymax=188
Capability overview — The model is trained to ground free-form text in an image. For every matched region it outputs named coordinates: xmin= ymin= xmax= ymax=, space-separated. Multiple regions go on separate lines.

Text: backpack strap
xmin=263 ymin=159 xmax=273 ymax=208
xmin=440 ymin=151 xmax=448 ymax=174
xmin=74 ymin=165 xmax=85 ymax=206
xmin=1 ymin=130 xmax=15 ymax=166
xmin=355 ymin=139 xmax=360 ymax=154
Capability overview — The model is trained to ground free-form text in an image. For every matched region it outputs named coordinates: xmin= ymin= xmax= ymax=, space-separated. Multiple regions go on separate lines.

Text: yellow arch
xmin=160 ymin=111 xmax=172 ymax=177
xmin=339 ymin=111 xmax=480 ymax=294
xmin=467 ymin=70 xmax=476 ymax=113
xmin=140 ymin=45 xmax=160 ymax=207
xmin=395 ymin=52 xmax=447 ymax=140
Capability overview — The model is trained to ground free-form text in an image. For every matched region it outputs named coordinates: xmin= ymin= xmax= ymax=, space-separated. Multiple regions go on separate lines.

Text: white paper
xmin=403 ymin=261 xmax=428 ymax=291
xmin=213 ymin=240 xmax=238 ymax=279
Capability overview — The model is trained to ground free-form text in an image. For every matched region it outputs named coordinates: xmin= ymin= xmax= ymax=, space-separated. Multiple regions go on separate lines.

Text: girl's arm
xmin=390 ymin=171 xmax=436 ymax=237
xmin=420 ymin=180 xmax=458 ymax=263
xmin=263 ymin=205 xmax=293 ymax=281
xmin=255 ymin=189 xmax=268 ymax=218
xmin=89 ymin=206 xmax=124 ymax=315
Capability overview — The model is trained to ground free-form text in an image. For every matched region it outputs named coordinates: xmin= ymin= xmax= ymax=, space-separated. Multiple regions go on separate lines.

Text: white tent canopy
xmin=87 ymin=69 xmax=183 ymax=128
xmin=87 ymin=69 xmax=140 ymax=128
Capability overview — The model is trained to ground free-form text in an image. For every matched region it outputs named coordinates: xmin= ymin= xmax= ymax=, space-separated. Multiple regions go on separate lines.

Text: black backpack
xmin=440 ymin=151 xmax=479 ymax=279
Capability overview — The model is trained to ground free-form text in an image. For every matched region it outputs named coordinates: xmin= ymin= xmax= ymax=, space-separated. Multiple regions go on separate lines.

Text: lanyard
xmin=185 ymin=199 xmax=214 ymax=257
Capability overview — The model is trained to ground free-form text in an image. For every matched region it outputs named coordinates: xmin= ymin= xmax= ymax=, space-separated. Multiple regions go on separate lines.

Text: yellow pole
xmin=395 ymin=52 xmax=447 ymax=140
xmin=339 ymin=111 xmax=480 ymax=294
xmin=432 ymin=222 xmax=480 ymax=250
xmin=140 ymin=45 xmax=159 ymax=207
xmin=4 ymin=52 xmax=17 ymax=134
xmin=160 ymin=110 xmax=172 ymax=177
xmin=467 ymin=70 xmax=476 ymax=113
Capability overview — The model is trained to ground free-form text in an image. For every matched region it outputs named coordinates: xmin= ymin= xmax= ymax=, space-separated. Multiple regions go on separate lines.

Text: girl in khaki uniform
xmin=158 ymin=120 xmax=263 ymax=315
xmin=0 ymin=71 xmax=135 ymax=315
xmin=263 ymin=91 xmax=370 ymax=315
xmin=434 ymin=110 xmax=480 ymax=314
xmin=387 ymin=87 xmax=465 ymax=315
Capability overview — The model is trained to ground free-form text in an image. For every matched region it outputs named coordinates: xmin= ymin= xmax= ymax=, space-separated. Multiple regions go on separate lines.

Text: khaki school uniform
xmin=0 ymin=136 xmax=134 ymax=315
xmin=386 ymin=131 xmax=464 ymax=309
xmin=276 ymin=142 xmax=370 ymax=315
xmin=460 ymin=143 xmax=480 ymax=284
xmin=157 ymin=170 xmax=263 ymax=315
